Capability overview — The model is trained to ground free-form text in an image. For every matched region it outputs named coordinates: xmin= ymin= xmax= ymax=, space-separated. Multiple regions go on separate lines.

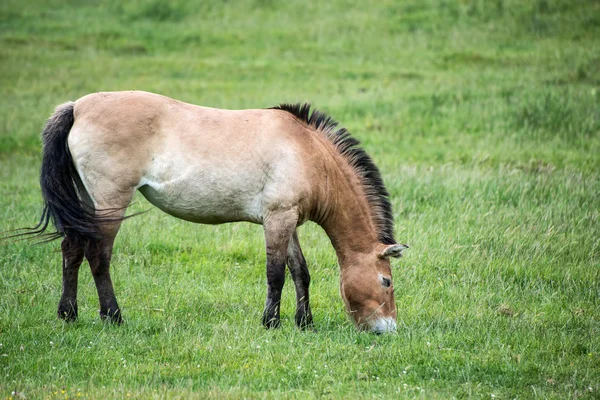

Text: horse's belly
xmin=138 ymin=174 xmax=264 ymax=224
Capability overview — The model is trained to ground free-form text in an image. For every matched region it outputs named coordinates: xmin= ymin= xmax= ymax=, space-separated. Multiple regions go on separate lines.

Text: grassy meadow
xmin=1 ymin=0 xmax=599 ymax=398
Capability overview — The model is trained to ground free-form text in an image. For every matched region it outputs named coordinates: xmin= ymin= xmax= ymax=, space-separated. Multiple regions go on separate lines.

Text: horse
xmin=17 ymin=91 xmax=408 ymax=333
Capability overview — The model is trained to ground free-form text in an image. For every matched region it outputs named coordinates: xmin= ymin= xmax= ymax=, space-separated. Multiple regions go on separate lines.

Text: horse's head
xmin=340 ymin=243 xmax=408 ymax=333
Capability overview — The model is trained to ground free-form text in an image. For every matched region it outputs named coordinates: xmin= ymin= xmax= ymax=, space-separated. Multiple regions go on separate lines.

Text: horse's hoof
xmin=263 ymin=320 xmax=281 ymax=329
xmin=57 ymin=304 xmax=78 ymax=322
xmin=262 ymin=314 xmax=281 ymax=329
xmin=296 ymin=316 xmax=315 ymax=331
xmin=100 ymin=309 xmax=123 ymax=324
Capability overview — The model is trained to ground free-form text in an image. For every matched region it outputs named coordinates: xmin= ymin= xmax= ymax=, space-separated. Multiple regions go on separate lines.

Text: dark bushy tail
xmin=7 ymin=102 xmax=103 ymax=244
xmin=39 ymin=102 xmax=104 ymax=243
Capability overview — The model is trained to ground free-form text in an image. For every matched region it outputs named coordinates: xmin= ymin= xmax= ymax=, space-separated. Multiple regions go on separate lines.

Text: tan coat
xmin=41 ymin=91 xmax=408 ymax=332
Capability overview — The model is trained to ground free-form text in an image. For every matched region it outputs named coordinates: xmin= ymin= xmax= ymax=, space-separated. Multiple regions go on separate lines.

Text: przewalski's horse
xmin=23 ymin=91 xmax=408 ymax=333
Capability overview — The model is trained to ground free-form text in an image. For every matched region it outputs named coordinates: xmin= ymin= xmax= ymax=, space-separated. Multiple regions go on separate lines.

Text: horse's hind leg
xmin=262 ymin=209 xmax=298 ymax=328
xmin=287 ymin=230 xmax=313 ymax=329
xmin=86 ymin=235 xmax=122 ymax=323
xmin=82 ymin=180 xmax=135 ymax=324
xmin=57 ymin=236 xmax=85 ymax=321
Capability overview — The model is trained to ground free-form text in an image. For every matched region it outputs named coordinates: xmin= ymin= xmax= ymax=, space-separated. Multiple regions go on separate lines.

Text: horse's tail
xmin=5 ymin=102 xmax=103 ymax=244
xmin=40 ymin=101 xmax=106 ymax=243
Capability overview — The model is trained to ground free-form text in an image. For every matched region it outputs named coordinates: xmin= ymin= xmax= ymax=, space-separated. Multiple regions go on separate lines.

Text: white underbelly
xmin=137 ymin=168 xmax=265 ymax=225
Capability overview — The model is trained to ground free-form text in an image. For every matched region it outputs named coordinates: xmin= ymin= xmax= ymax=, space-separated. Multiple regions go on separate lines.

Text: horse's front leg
xmin=261 ymin=209 xmax=298 ymax=329
xmin=287 ymin=230 xmax=313 ymax=329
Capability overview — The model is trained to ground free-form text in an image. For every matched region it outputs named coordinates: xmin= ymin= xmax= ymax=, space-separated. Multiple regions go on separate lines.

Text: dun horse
xmin=20 ymin=91 xmax=408 ymax=333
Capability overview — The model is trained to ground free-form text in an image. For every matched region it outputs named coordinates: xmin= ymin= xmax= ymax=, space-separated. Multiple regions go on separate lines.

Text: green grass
xmin=1 ymin=0 xmax=599 ymax=398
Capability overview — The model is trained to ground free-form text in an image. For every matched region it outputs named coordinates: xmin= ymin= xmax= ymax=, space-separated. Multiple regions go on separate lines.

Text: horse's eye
xmin=381 ymin=277 xmax=391 ymax=287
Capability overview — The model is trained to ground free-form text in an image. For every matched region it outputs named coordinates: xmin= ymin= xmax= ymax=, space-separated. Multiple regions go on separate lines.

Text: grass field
xmin=1 ymin=0 xmax=599 ymax=398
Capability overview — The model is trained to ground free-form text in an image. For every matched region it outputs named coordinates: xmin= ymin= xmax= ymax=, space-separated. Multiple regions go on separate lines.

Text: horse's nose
xmin=370 ymin=317 xmax=397 ymax=334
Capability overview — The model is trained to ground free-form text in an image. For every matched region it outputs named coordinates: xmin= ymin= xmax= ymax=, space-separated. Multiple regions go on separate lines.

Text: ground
xmin=0 ymin=0 xmax=599 ymax=398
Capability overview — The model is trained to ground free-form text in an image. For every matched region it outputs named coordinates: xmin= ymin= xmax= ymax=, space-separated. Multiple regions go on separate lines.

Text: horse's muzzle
xmin=369 ymin=317 xmax=397 ymax=334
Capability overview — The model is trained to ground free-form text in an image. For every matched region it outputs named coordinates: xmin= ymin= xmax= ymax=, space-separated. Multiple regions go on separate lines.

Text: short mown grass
xmin=1 ymin=0 xmax=599 ymax=398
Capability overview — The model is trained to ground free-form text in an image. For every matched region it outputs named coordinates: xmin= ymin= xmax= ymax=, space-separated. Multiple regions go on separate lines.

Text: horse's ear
xmin=379 ymin=244 xmax=409 ymax=259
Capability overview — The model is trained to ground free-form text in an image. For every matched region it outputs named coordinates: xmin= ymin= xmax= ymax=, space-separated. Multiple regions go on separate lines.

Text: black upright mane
xmin=270 ymin=103 xmax=396 ymax=245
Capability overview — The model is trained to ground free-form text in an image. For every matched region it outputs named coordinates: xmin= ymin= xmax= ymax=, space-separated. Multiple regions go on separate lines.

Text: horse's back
xmin=68 ymin=91 xmax=313 ymax=224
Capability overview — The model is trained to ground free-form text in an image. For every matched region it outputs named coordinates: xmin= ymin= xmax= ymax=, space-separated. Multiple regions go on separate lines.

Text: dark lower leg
xmin=290 ymin=270 xmax=312 ymax=329
xmin=57 ymin=236 xmax=85 ymax=321
xmin=86 ymin=238 xmax=122 ymax=323
xmin=262 ymin=212 xmax=297 ymax=329
xmin=287 ymin=232 xmax=313 ymax=329
xmin=262 ymin=256 xmax=286 ymax=328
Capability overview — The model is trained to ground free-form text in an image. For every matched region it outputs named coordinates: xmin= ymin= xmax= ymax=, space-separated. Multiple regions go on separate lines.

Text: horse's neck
xmin=319 ymin=180 xmax=379 ymax=261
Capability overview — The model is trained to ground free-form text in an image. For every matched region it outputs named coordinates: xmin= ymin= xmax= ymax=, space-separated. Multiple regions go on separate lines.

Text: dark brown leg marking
xmin=86 ymin=238 xmax=122 ymax=323
xmin=261 ymin=210 xmax=297 ymax=329
xmin=57 ymin=236 xmax=85 ymax=321
xmin=262 ymin=254 xmax=286 ymax=329
xmin=287 ymin=231 xmax=313 ymax=329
